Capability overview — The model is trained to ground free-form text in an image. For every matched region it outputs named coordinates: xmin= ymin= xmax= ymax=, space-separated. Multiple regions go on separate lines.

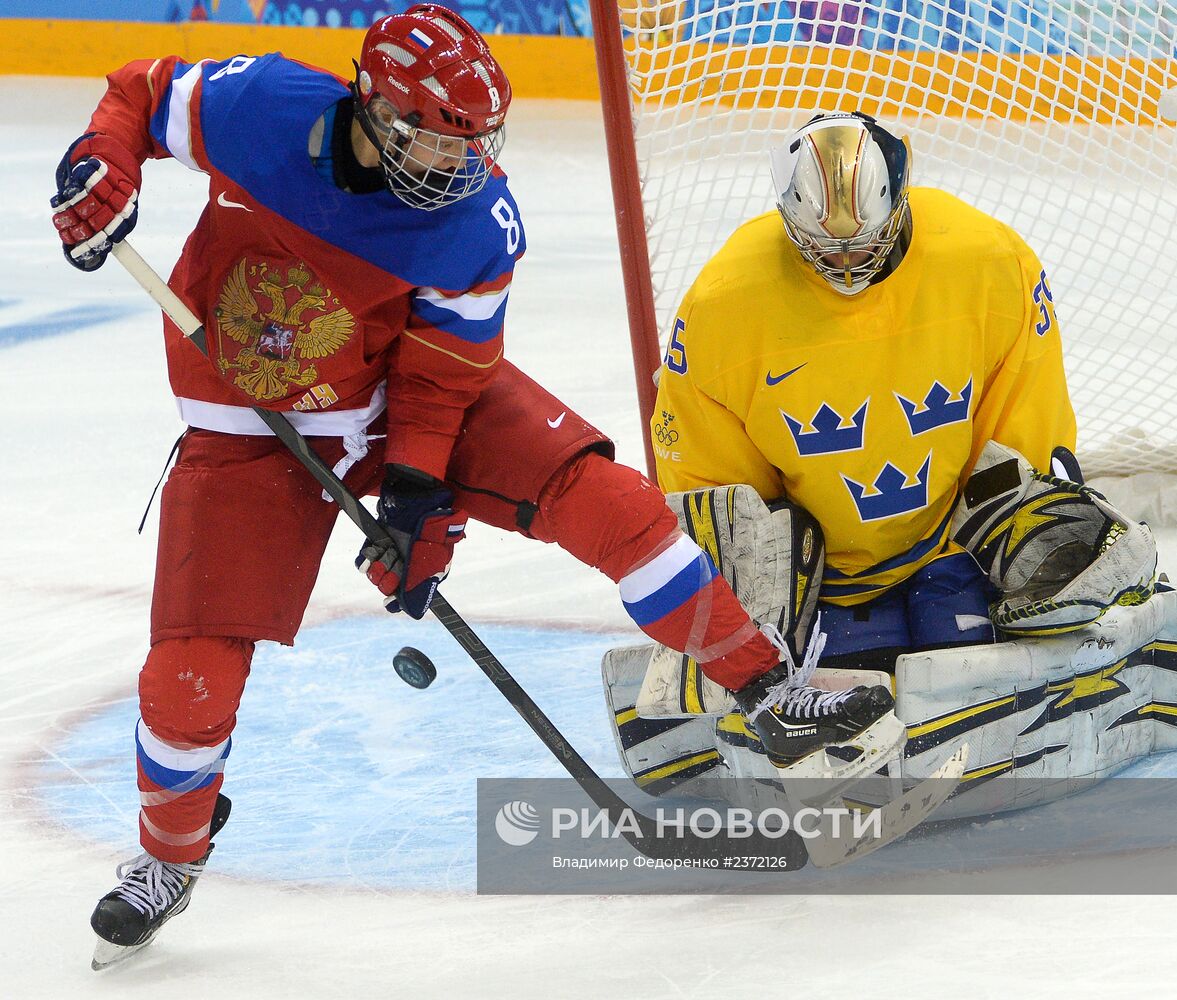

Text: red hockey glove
xmin=50 ymin=133 xmax=142 ymax=272
xmin=356 ymin=468 xmax=467 ymax=620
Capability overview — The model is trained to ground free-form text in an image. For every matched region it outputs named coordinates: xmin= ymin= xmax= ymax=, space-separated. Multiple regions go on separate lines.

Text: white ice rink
xmin=4 ymin=76 xmax=1177 ymax=998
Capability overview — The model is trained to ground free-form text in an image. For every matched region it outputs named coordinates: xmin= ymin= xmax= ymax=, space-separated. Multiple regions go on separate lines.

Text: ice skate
xmin=734 ymin=661 xmax=895 ymax=765
xmin=733 ymin=656 xmax=907 ymax=805
xmin=90 ymin=793 xmax=230 ymax=970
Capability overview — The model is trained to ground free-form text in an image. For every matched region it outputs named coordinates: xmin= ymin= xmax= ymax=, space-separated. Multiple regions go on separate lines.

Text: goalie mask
xmin=770 ymin=112 xmax=912 ymax=295
xmin=354 ymin=4 xmax=510 ymax=210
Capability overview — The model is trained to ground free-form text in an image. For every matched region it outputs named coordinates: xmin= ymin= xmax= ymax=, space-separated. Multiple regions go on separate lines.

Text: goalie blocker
xmin=633 ymin=486 xmax=824 ymax=718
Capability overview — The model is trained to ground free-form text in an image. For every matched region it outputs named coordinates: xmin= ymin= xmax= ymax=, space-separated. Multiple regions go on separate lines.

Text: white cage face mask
xmin=365 ymin=94 xmax=506 ymax=211
xmin=770 ymin=117 xmax=911 ymax=295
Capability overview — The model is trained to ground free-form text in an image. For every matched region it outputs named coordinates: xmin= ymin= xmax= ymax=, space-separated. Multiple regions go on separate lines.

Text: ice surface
xmin=3 ymin=77 xmax=1177 ymax=997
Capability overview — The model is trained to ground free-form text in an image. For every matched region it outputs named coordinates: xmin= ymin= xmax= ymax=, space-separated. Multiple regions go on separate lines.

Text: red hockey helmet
xmin=354 ymin=4 xmax=511 ymax=210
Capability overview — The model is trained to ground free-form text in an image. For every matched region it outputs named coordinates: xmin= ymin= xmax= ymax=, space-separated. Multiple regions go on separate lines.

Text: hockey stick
xmin=110 ymin=239 xmax=810 ymax=868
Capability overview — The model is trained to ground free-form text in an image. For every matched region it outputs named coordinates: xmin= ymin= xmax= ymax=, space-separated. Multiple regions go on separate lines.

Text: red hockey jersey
xmin=88 ymin=52 xmax=525 ymax=479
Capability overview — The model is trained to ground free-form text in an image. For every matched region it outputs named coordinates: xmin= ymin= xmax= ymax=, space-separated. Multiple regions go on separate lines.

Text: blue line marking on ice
xmin=37 ymin=615 xmax=638 ymax=892
xmin=0 ymin=303 xmax=141 ymax=346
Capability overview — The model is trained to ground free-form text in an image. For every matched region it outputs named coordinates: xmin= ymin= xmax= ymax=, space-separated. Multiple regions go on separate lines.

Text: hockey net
xmin=589 ymin=0 xmax=1177 ymax=479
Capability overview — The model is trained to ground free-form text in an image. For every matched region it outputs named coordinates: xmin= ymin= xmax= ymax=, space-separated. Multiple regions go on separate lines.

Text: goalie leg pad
xmin=951 ymin=441 xmax=1157 ymax=635
xmin=896 ymin=592 xmax=1177 ymax=819
xmin=601 ymin=643 xmax=731 ymax=800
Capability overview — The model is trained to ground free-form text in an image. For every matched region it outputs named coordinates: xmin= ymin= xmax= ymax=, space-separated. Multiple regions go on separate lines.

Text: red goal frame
xmin=589 ymin=0 xmax=662 ymax=478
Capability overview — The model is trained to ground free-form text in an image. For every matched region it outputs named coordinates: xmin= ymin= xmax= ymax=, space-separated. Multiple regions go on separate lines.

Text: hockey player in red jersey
xmin=51 ymin=6 xmax=893 ymax=967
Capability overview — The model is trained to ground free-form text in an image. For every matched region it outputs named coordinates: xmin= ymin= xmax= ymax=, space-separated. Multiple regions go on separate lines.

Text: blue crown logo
xmin=782 ymin=400 xmax=868 ymax=456
xmin=842 ymin=454 xmax=932 ymax=521
xmin=896 ymin=378 xmax=972 ymax=436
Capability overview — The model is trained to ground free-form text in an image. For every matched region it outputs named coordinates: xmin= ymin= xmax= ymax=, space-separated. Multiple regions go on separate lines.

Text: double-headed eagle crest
xmin=214 ymin=258 xmax=355 ymax=401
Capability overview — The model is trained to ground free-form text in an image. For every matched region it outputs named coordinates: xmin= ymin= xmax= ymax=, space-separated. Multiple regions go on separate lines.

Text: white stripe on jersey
xmin=618 ymin=533 xmax=704 ymax=603
xmin=175 ymin=382 xmax=387 ymax=437
xmin=416 ymin=284 xmax=511 ymax=321
xmin=166 ymin=61 xmax=210 ymax=173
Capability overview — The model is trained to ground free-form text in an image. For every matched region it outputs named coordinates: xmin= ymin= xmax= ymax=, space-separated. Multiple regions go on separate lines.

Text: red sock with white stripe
xmin=531 ymin=452 xmax=778 ymax=691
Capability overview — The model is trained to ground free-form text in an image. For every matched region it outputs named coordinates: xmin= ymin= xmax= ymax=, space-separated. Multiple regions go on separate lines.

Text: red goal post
xmin=589 ymin=0 xmax=1177 ymax=481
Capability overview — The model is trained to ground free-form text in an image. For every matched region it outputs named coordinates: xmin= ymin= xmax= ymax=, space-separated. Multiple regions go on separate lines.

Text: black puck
xmin=393 ymin=646 xmax=437 ymax=689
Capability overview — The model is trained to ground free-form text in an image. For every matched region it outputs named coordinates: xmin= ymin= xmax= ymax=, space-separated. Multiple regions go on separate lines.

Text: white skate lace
xmin=767 ymin=683 xmax=857 ymax=720
xmin=746 ymin=614 xmax=847 ymax=723
xmin=112 ymin=852 xmax=204 ymax=917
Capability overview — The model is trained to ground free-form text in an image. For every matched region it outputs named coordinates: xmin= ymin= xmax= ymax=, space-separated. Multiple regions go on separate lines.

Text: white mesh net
xmin=609 ymin=0 xmax=1177 ymax=476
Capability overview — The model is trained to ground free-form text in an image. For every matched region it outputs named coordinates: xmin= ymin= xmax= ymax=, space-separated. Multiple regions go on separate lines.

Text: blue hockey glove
xmin=51 ymin=133 xmax=141 ymax=272
xmin=356 ymin=467 xmax=467 ymax=620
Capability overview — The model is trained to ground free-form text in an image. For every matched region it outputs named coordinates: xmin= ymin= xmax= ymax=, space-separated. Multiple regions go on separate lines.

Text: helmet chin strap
xmin=349 ymin=79 xmax=388 ymax=163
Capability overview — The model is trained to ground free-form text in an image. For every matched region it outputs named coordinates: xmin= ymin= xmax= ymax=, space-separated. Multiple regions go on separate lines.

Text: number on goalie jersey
xmin=653 ymin=112 xmax=1078 ymax=664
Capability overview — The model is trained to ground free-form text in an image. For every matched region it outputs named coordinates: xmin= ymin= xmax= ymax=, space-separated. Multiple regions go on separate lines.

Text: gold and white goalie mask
xmin=951 ymin=441 xmax=1157 ymax=635
xmin=770 ymin=112 xmax=912 ymax=296
xmin=635 ymin=486 xmax=825 ymax=717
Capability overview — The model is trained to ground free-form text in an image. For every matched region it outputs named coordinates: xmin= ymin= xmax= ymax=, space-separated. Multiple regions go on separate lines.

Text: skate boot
xmin=733 ymin=663 xmax=895 ymax=768
xmin=90 ymin=793 xmax=231 ymax=970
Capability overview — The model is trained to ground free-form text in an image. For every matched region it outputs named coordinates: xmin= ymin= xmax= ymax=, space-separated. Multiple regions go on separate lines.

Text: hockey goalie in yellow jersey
xmin=651 ymin=110 xmax=1157 ymax=670
xmin=603 ymin=111 xmax=1165 ymax=831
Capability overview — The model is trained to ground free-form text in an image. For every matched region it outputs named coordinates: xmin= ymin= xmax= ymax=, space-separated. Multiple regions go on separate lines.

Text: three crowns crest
xmin=895 ymin=378 xmax=972 ymax=436
xmin=779 ymin=375 xmax=972 ymax=524
xmin=842 ymin=455 xmax=932 ymax=522
xmin=782 ymin=401 xmax=868 ymax=456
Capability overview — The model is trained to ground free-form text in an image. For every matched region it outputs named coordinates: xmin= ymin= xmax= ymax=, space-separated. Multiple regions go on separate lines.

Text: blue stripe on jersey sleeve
xmin=622 ymin=553 xmax=718 ymax=627
xmin=411 ymin=295 xmax=509 ymax=345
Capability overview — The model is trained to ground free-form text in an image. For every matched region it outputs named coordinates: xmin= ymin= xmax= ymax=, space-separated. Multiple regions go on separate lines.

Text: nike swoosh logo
xmin=766 ymin=364 xmax=806 ymax=386
xmin=547 ymin=412 xmax=567 ymax=429
xmin=217 ymin=192 xmax=253 ymax=212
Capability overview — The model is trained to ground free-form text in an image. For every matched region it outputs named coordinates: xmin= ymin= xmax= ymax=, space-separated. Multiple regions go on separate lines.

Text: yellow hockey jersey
xmin=653 ymin=187 xmax=1076 ymax=605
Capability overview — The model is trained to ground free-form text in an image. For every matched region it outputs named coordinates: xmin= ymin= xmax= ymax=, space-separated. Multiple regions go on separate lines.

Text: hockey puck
xmin=393 ymin=646 xmax=437 ymax=689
